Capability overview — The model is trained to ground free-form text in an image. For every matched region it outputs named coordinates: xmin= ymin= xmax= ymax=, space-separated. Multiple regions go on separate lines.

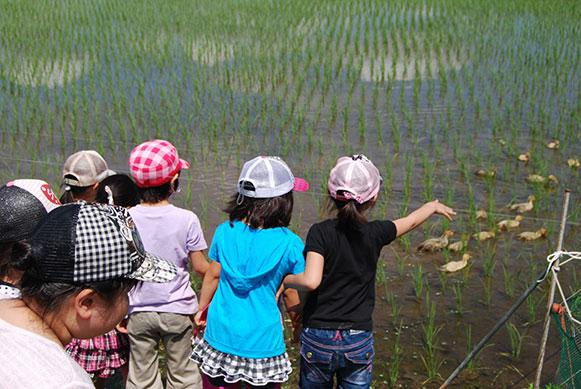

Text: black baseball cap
xmin=0 ymin=179 xmax=61 ymax=244
xmin=30 ymin=203 xmax=177 ymax=284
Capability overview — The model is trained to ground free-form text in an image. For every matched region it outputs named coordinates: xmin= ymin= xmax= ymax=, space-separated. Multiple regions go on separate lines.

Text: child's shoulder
xmin=168 ymin=204 xmax=199 ymax=219
xmin=307 ymin=218 xmax=338 ymax=232
xmin=278 ymin=226 xmax=304 ymax=245
xmin=131 ymin=204 xmax=199 ymax=221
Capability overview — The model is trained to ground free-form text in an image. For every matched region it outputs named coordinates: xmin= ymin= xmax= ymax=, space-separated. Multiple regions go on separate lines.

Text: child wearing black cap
xmin=0 ymin=203 xmax=177 ymax=388
xmin=0 ymin=179 xmax=61 ymax=299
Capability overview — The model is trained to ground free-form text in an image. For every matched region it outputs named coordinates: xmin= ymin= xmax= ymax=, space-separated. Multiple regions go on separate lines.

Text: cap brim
xmin=127 ymin=252 xmax=177 ymax=283
xmin=293 ymin=177 xmax=310 ymax=192
xmin=179 ymin=159 xmax=190 ymax=170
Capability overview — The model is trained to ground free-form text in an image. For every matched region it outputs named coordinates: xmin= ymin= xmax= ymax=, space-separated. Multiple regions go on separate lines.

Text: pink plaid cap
xmin=328 ymin=154 xmax=382 ymax=204
xmin=128 ymin=140 xmax=190 ymax=188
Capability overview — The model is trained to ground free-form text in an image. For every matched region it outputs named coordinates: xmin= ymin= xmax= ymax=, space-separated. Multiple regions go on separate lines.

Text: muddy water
xmin=1 ymin=70 xmax=580 ymax=387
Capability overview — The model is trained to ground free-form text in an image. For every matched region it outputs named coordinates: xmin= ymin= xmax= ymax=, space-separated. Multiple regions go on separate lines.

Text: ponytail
xmin=326 ymin=194 xmax=376 ymax=229
xmin=0 ymin=241 xmax=32 ymax=278
xmin=337 ymin=200 xmax=368 ymax=225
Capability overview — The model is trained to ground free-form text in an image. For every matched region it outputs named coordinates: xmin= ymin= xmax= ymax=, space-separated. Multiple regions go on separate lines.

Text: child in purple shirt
xmin=126 ymin=140 xmax=209 ymax=389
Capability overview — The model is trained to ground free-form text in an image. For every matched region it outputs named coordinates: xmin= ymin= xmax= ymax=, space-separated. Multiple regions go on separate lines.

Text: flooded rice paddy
xmin=0 ymin=0 xmax=580 ymax=387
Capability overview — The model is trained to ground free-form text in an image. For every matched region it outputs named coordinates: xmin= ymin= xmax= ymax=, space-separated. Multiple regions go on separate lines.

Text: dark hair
xmin=0 ymin=241 xmax=28 ymax=280
xmin=327 ymin=193 xmax=376 ymax=228
xmin=95 ymin=174 xmax=139 ymax=207
xmin=17 ymin=244 xmax=138 ymax=315
xmin=138 ymin=178 xmax=178 ymax=204
xmin=59 ymin=175 xmax=94 ymax=204
xmin=224 ymin=188 xmax=294 ymax=229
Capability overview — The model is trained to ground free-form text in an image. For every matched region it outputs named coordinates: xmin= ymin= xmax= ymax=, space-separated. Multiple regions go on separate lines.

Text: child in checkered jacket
xmin=191 ymin=156 xmax=309 ymax=389
xmin=126 ymin=140 xmax=209 ymax=389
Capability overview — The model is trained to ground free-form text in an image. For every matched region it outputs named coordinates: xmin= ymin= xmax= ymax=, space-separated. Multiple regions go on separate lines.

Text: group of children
xmin=0 ymin=139 xmax=455 ymax=389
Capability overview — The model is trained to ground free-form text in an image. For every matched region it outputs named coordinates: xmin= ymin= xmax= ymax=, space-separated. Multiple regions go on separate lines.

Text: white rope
xmin=546 ymin=251 xmax=581 ymax=326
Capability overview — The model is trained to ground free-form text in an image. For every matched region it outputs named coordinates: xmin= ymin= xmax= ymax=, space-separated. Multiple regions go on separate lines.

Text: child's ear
xmin=74 ymin=289 xmax=97 ymax=320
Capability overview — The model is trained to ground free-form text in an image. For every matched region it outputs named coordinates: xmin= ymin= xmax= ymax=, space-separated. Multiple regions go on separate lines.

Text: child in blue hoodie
xmin=191 ymin=156 xmax=309 ymax=388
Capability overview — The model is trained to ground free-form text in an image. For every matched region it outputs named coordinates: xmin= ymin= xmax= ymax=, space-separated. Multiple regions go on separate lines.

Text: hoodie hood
xmin=214 ymin=221 xmax=301 ymax=294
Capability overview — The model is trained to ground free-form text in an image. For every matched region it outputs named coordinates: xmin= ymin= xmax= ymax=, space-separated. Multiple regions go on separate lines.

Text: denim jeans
xmin=299 ymin=328 xmax=374 ymax=389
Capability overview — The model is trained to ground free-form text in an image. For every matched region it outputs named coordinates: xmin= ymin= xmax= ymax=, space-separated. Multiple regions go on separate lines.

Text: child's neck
xmin=140 ymin=199 xmax=171 ymax=207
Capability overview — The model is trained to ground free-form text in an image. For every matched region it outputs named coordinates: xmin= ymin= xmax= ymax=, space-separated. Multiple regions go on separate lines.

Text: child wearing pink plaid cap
xmin=126 ymin=140 xmax=210 ymax=389
xmin=284 ymin=154 xmax=455 ymax=388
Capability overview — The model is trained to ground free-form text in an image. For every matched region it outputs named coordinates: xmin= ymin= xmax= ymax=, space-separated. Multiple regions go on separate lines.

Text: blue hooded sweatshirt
xmin=204 ymin=220 xmax=305 ymax=358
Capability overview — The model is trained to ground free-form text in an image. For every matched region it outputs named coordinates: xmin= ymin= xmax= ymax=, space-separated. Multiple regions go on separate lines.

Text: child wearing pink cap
xmin=126 ymin=140 xmax=210 ymax=389
xmin=284 ymin=154 xmax=455 ymax=388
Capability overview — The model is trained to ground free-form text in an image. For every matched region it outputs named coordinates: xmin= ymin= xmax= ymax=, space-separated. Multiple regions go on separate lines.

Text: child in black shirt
xmin=285 ymin=154 xmax=455 ymax=388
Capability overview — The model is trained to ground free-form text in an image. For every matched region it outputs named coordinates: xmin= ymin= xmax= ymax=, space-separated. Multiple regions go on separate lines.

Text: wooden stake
xmin=534 ymin=189 xmax=571 ymax=389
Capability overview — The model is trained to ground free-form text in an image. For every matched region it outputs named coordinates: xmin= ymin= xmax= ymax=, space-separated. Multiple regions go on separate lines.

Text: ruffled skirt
xmin=191 ymin=337 xmax=291 ymax=386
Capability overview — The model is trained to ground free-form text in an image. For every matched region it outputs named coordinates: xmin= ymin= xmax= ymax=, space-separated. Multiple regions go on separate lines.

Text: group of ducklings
xmin=516 ymin=139 xmax=579 ymax=176
xmin=477 ymin=140 xmax=579 ymax=185
xmin=416 ymin=194 xmax=548 ymax=273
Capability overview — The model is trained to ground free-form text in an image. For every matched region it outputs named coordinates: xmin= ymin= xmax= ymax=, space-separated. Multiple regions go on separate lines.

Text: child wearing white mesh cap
xmin=191 ymin=156 xmax=309 ymax=388
xmin=284 ymin=154 xmax=455 ymax=388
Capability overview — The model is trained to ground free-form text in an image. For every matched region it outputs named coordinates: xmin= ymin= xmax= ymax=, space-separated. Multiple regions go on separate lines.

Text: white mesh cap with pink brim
xmin=328 ymin=154 xmax=382 ymax=204
xmin=237 ymin=156 xmax=309 ymax=198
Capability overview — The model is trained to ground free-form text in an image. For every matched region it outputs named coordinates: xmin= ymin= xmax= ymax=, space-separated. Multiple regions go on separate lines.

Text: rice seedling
xmin=502 ymin=263 xmax=516 ymax=298
xmin=525 ymin=293 xmax=538 ymax=325
xmin=411 ymin=264 xmax=425 ymax=301
xmin=388 ymin=321 xmax=403 ymax=388
xmin=453 ymin=281 xmax=465 ymax=316
xmin=387 ymin=292 xmax=400 ymax=326
xmin=505 ymin=322 xmax=526 ymax=360
xmin=421 ymin=294 xmax=443 ymax=382
xmin=395 ymin=251 xmax=406 ymax=277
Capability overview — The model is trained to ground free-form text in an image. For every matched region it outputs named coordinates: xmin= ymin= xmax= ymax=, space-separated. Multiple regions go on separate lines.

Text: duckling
xmin=440 ymin=253 xmax=472 ymax=273
xmin=518 ymin=152 xmax=530 ymax=163
xmin=447 ymin=240 xmax=466 ymax=252
xmin=526 ymin=174 xmax=558 ymax=186
xmin=547 ymin=140 xmax=560 ymax=150
xmin=517 ymin=228 xmax=548 ymax=241
xmin=475 ymin=209 xmax=488 ymax=221
xmin=547 ymin=175 xmax=559 ymax=186
xmin=508 ymin=195 xmax=535 ymax=213
xmin=475 ymin=168 xmax=496 ymax=178
xmin=417 ymin=230 xmax=454 ymax=253
xmin=472 ymin=230 xmax=495 ymax=241
xmin=497 ymin=215 xmax=523 ymax=231
xmin=526 ymin=174 xmax=546 ymax=184
xmin=567 ymin=158 xmax=580 ymax=169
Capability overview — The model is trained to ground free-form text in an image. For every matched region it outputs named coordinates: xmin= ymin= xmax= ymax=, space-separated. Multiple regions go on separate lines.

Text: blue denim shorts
xmin=299 ymin=328 xmax=374 ymax=389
